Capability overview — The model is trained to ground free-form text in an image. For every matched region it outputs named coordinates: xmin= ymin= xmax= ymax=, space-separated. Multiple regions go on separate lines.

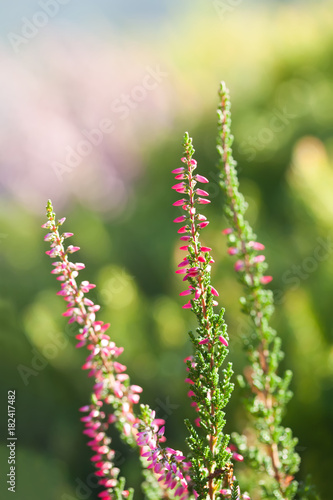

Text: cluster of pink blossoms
xmin=221 ymin=228 xmax=272 ymax=285
xmin=43 ymin=203 xmax=143 ymax=499
xmin=43 ymin=201 xmax=191 ymax=500
xmin=172 ymin=156 xmax=228 ymax=345
xmin=172 ymin=156 xmax=219 ymax=310
xmin=136 ymin=410 xmax=191 ymax=499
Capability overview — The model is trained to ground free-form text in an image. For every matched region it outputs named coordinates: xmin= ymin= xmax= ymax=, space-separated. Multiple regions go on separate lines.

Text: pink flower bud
xmin=172 ymin=182 xmax=185 ymax=191
xmin=253 ymin=255 xmax=265 ymax=263
xmin=185 ymin=378 xmax=194 ymax=385
xmin=173 ymin=198 xmax=186 ymax=206
xmin=67 ymin=245 xmax=80 ymax=253
xmin=228 ymin=247 xmax=238 ymax=255
xmin=232 ymin=452 xmax=244 ymax=462
xmin=196 ymin=189 xmax=209 ymax=197
xmin=249 ymin=241 xmax=265 ymax=250
xmin=200 ymin=246 xmax=212 ymax=252
xmin=182 ymin=301 xmax=192 ymax=309
xmin=195 ymin=174 xmax=209 ymax=183
xmin=172 ymin=167 xmax=185 ymax=174
xmin=234 ymin=260 xmax=244 ymax=271
xmin=178 ymin=226 xmax=188 ymax=234
xmin=197 ymin=197 xmax=211 ymax=204
xmin=198 ymin=338 xmax=210 ymax=345
xmin=260 ymin=275 xmax=273 ymax=284
xmin=173 ymin=215 xmax=186 ymax=222
xmin=219 ymin=336 xmax=228 ymax=347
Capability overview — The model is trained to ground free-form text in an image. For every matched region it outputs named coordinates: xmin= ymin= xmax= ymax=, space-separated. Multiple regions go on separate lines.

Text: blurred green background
xmin=1 ymin=0 xmax=333 ymax=499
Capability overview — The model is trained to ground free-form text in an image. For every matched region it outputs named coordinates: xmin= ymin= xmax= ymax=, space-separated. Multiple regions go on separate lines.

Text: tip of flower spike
xmin=46 ymin=199 xmax=53 ymax=213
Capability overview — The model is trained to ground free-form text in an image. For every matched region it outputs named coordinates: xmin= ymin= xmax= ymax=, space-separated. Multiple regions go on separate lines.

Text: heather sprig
xmin=217 ymin=82 xmax=300 ymax=499
xmin=43 ymin=200 xmax=191 ymax=500
xmin=172 ymin=134 xmax=249 ymax=500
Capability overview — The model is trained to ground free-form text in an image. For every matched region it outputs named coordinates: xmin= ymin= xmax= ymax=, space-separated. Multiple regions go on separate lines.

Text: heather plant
xmin=42 ymin=82 xmax=319 ymax=500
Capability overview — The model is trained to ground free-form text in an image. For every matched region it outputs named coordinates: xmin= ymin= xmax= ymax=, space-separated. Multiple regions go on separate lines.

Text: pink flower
xmin=234 ymin=260 xmax=244 ymax=271
xmin=198 ymin=338 xmax=210 ymax=345
xmin=197 ymin=197 xmax=211 ymax=204
xmin=195 ymin=174 xmax=209 ymax=183
xmin=196 ymin=188 xmax=209 ymax=197
xmin=232 ymin=452 xmax=244 ymax=462
xmin=260 ymin=275 xmax=273 ymax=284
xmin=253 ymin=255 xmax=265 ymax=263
xmin=219 ymin=336 xmax=228 ymax=347
xmin=173 ymin=199 xmax=186 ymax=206
xmin=248 ymin=241 xmax=265 ymax=250
xmin=172 ymin=182 xmax=186 ymax=191
xmin=228 ymin=247 xmax=238 ymax=255
xmin=222 ymin=228 xmax=233 ymax=235
xmin=172 ymin=168 xmax=185 ymax=174
xmin=174 ymin=216 xmax=187 ymax=223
